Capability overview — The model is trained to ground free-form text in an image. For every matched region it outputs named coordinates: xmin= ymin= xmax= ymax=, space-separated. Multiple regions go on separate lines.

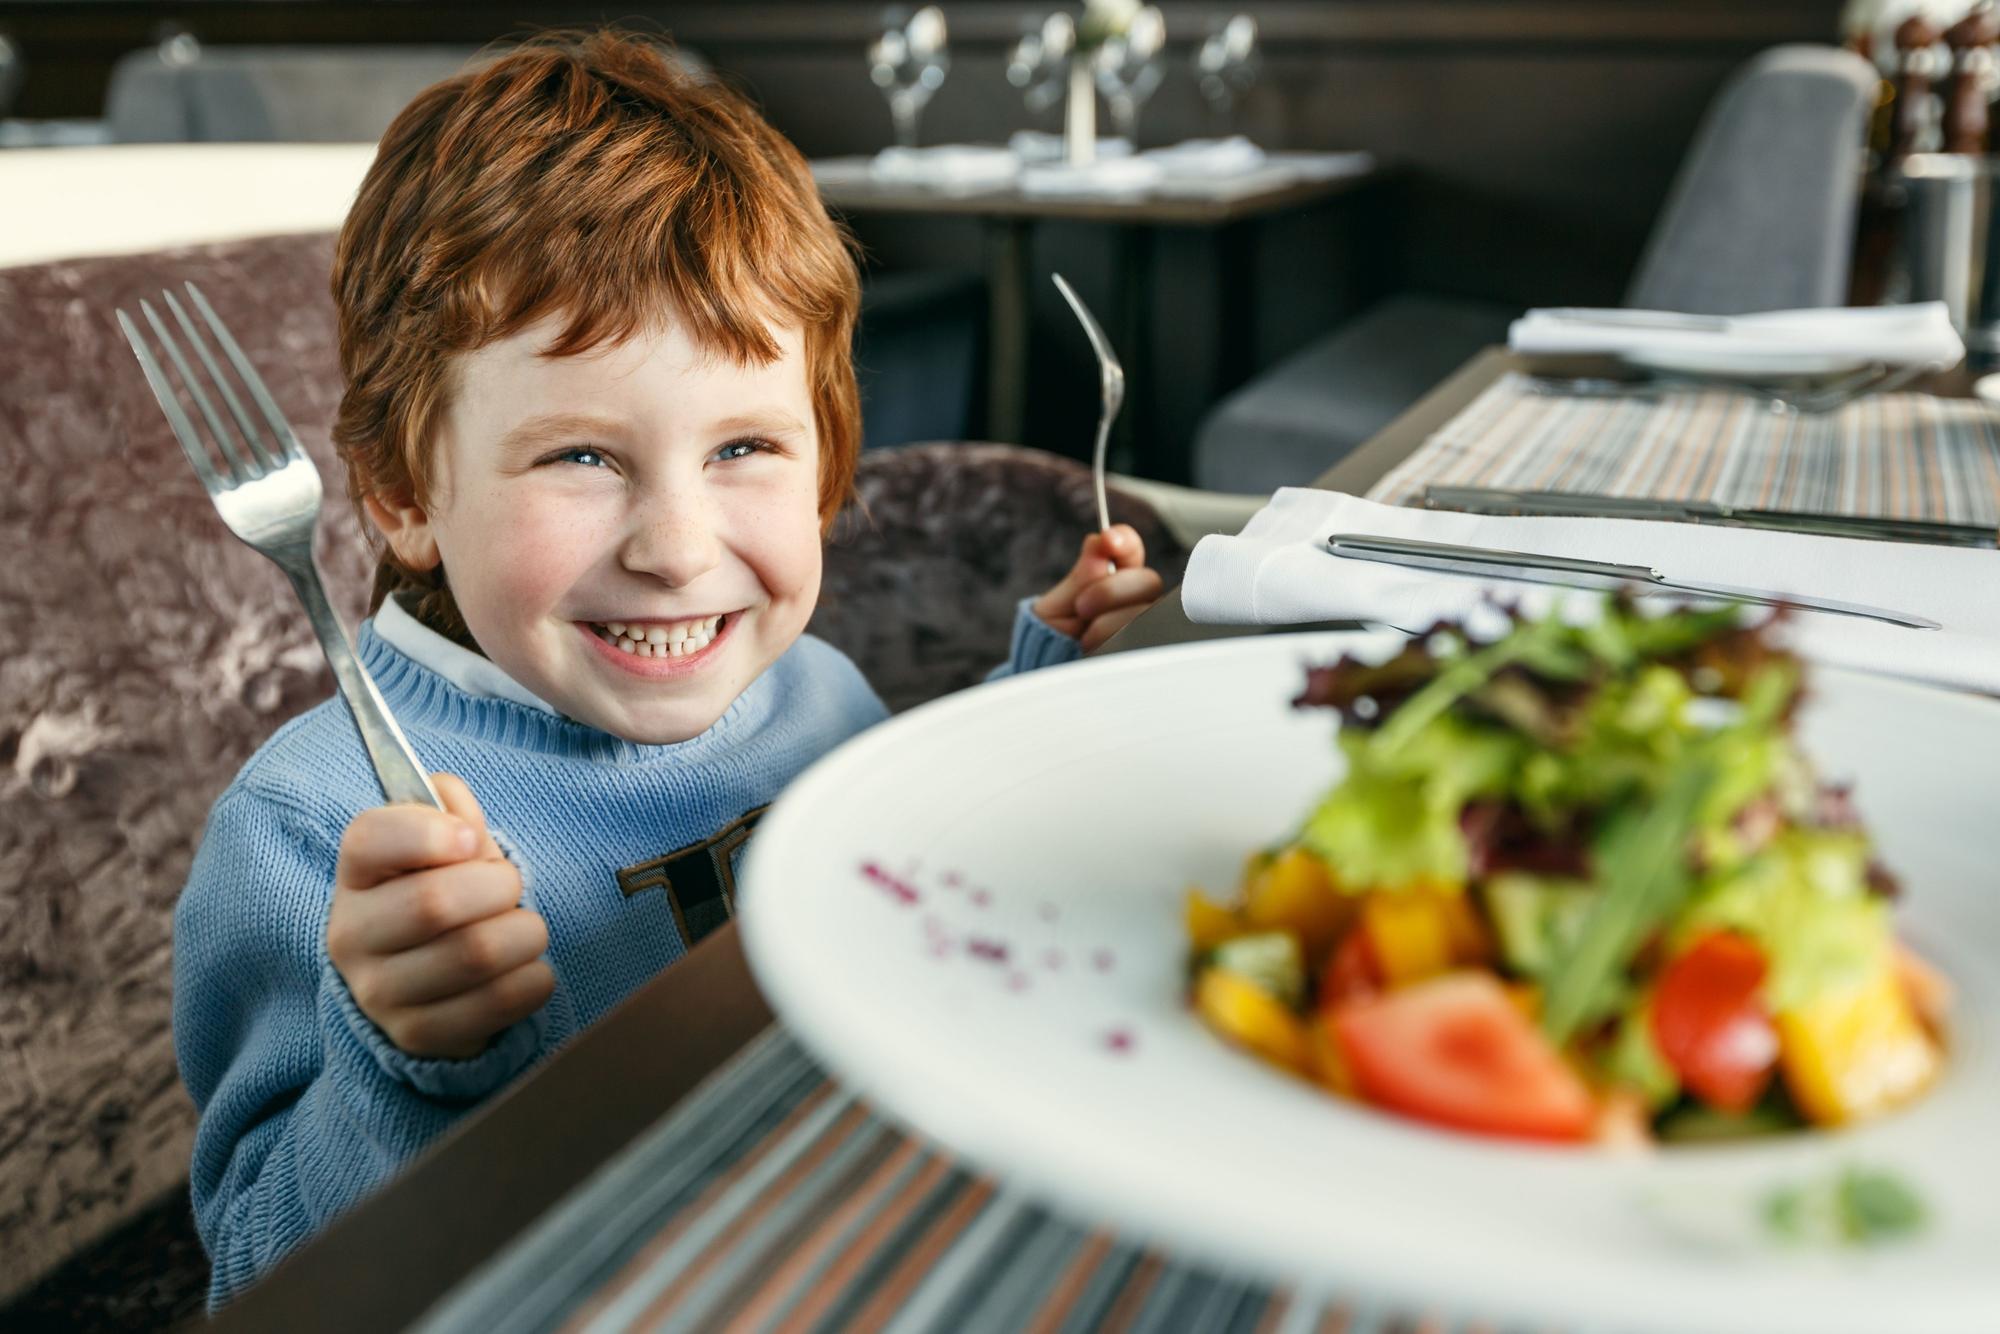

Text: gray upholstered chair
xmin=0 ymin=34 xmax=22 ymax=118
xmin=106 ymin=45 xmax=490 ymax=142
xmin=1192 ymin=43 xmax=1881 ymax=494
xmin=104 ymin=42 xmax=711 ymax=143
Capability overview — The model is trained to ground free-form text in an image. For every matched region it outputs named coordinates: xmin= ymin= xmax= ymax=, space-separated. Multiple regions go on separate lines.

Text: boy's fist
xmin=1033 ymin=524 xmax=1164 ymax=654
xmin=327 ymin=774 xmax=554 ymax=1061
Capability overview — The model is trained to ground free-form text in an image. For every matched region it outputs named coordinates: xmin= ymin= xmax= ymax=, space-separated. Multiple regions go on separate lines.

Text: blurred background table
xmin=814 ymin=152 xmax=1380 ymax=479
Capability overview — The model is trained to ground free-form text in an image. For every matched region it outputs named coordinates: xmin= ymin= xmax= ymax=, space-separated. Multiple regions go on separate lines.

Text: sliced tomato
xmin=1318 ymin=925 xmax=1383 ymax=1011
xmin=1330 ymin=972 xmax=1595 ymax=1142
xmin=1649 ymin=932 xmax=1778 ymax=1114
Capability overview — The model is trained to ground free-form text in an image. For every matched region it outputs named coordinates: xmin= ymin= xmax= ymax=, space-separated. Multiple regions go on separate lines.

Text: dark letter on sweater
xmin=616 ymin=805 xmax=769 ymax=947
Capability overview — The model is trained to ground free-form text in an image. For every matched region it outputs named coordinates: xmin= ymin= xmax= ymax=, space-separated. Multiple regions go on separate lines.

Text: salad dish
xmin=740 ymin=617 xmax=2000 ymax=1333
xmin=1187 ymin=601 xmax=1947 ymax=1144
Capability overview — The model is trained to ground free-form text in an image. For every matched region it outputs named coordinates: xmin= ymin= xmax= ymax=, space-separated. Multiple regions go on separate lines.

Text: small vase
xmin=1065 ymin=59 xmax=1097 ymax=166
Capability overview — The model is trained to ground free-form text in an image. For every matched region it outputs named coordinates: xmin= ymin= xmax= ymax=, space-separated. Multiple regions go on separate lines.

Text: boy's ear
xmin=362 ymin=488 xmax=441 ymax=572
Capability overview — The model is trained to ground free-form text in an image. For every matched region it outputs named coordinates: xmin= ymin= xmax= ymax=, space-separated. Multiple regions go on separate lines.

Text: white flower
xmin=1079 ymin=0 xmax=1143 ymax=49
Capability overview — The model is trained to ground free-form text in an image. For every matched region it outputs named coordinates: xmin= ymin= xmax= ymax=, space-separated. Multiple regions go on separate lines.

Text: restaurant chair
xmin=104 ymin=42 xmax=710 ymax=142
xmin=0 ymin=33 xmax=22 ymax=118
xmin=854 ymin=270 xmax=988 ymax=450
xmin=1191 ymin=43 xmax=1880 ymax=495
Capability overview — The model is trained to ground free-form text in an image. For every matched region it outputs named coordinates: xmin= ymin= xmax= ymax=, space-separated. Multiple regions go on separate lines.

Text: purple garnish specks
xmin=1104 ymin=1028 xmax=1135 ymax=1054
xmin=859 ymin=861 xmax=921 ymax=905
xmin=1041 ymin=947 xmax=1065 ymax=970
xmin=1091 ymin=948 xmax=1116 ymax=972
xmin=1006 ymin=971 xmax=1031 ymax=992
xmin=969 ymin=889 xmax=992 ymax=908
xmin=966 ymin=937 xmax=1010 ymax=964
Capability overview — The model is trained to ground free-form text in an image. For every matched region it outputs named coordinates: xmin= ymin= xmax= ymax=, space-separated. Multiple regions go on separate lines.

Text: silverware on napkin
xmin=1322 ymin=533 xmax=1942 ymax=631
xmin=1051 ymin=272 xmax=1121 ymax=535
xmin=1424 ymin=484 xmax=1999 ymax=549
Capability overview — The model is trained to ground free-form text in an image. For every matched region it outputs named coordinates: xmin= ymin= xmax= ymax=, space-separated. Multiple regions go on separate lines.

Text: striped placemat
xmin=1367 ymin=373 xmax=2000 ymax=525
xmin=411 ymin=1029 xmax=1483 ymax=1334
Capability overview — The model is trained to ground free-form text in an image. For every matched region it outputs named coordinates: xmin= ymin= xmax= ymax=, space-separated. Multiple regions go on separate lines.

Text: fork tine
xmin=185 ymin=283 xmax=309 ymax=465
xmin=118 ymin=308 xmax=226 ymax=495
xmin=139 ymin=298 xmax=254 ymax=484
xmin=162 ymin=288 xmax=282 ymax=475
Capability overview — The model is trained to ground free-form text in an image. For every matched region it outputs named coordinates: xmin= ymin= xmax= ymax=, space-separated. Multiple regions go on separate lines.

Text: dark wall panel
xmin=2 ymin=1 xmax=1851 ymax=462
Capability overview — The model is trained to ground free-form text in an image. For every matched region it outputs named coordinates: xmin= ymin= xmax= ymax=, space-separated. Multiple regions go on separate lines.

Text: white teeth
xmin=597 ymin=613 xmax=725 ymax=657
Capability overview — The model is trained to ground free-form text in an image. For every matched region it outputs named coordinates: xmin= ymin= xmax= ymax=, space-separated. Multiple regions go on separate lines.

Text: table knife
xmin=1423 ymin=484 xmax=1999 ymax=549
xmin=1322 ymin=533 xmax=1943 ymax=630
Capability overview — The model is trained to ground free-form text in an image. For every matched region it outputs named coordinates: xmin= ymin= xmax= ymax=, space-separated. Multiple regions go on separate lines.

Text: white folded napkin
xmin=1006 ymin=130 xmax=1135 ymax=164
xmin=1508 ymin=302 xmax=1965 ymax=370
xmin=1017 ymin=157 xmax=1165 ymax=198
xmin=1183 ymin=489 xmax=2000 ymax=695
xmin=1269 ymin=149 xmax=1376 ymax=181
xmin=869 ymin=145 xmax=1021 ymax=189
xmin=1140 ymin=135 xmax=1265 ymax=177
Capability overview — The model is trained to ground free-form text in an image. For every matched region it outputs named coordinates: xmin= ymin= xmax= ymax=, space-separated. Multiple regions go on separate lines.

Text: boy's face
xmin=374 ymin=312 xmax=824 ymax=744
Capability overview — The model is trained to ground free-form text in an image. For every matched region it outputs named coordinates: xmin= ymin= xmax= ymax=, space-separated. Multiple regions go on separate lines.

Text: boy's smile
xmin=368 ymin=312 xmax=823 ymax=744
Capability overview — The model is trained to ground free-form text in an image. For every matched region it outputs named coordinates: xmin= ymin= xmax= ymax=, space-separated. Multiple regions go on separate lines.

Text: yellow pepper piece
xmin=1245 ymin=847 xmax=1350 ymax=960
xmin=1194 ymin=967 xmax=1312 ymax=1074
xmin=1439 ymin=890 xmax=1495 ymax=966
xmin=1185 ymin=889 xmax=1248 ymax=952
xmin=1306 ymin=1014 xmax=1357 ymax=1097
xmin=1503 ymin=981 xmax=1543 ymax=1023
xmin=1778 ymin=954 xmax=1941 ymax=1127
xmin=1361 ymin=891 xmax=1456 ymax=988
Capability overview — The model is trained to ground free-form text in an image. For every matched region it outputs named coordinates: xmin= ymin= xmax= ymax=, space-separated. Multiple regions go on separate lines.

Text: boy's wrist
xmin=322 ymin=959 xmax=545 ymax=1103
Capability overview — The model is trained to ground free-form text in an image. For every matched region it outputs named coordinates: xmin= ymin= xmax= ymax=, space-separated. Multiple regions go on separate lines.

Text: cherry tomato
xmin=1331 ymin=972 xmax=1595 ymax=1142
xmin=1650 ymin=932 xmax=1778 ymax=1114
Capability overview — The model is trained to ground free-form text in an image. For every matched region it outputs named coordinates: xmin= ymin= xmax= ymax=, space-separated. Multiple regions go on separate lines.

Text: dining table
xmin=812 ymin=151 xmax=1380 ymax=481
xmin=200 ymin=346 xmax=1992 ymax=1333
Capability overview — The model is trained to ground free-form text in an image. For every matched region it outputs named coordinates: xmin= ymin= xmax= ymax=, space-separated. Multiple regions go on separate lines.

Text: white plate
xmin=739 ymin=632 xmax=2000 ymax=1334
xmin=1622 ymin=346 xmax=1873 ymax=380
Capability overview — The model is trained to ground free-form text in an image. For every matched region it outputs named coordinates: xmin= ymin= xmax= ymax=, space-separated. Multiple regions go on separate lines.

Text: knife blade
xmin=1423 ymin=484 xmax=1999 ymax=549
xmin=1322 ymin=533 xmax=1943 ymax=631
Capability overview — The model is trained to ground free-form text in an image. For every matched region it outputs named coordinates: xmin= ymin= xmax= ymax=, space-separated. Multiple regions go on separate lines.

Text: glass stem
xmin=1065 ymin=61 xmax=1096 ymax=165
xmin=892 ymin=97 xmax=919 ymax=149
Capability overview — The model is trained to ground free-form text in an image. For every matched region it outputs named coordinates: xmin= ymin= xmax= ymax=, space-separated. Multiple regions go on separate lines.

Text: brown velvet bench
xmin=0 ymin=232 xmax=1185 ymax=1329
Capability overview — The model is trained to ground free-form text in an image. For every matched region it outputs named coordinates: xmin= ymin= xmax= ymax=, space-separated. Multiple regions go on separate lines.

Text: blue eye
xmin=716 ymin=439 xmax=772 ymax=462
xmin=554 ymin=447 xmax=609 ymax=469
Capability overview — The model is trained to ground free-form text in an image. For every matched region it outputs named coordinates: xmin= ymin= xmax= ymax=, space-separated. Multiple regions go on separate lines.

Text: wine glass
xmin=1093 ymin=5 xmax=1167 ymax=144
xmin=869 ymin=6 xmax=951 ymax=149
xmin=1193 ymin=13 xmax=1260 ymax=128
xmin=1006 ymin=12 xmax=1077 ymax=117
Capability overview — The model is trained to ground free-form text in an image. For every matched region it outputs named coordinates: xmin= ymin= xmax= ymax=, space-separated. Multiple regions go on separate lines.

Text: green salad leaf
xmin=1302 ymin=715 xmax=1520 ymax=892
xmin=1540 ymin=760 xmax=1715 ymax=1045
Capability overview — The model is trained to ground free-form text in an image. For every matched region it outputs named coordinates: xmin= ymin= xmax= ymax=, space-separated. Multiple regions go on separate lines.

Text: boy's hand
xmin=327 ymin=774 xmax=554 ymax=1062
xmin=1033 ymin=524 xmax=1164 ymax=655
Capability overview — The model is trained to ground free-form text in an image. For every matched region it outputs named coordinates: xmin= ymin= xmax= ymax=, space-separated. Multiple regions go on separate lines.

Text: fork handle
xmin=282 ymin=558 xmax=445 ymax=809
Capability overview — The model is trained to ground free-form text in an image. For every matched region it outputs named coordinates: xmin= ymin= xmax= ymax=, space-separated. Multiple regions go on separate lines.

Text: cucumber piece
xmin=1209 ymin=931 xmax=1306 ymax=1009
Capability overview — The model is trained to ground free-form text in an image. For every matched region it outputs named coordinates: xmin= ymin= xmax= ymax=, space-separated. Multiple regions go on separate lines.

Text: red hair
xmin=331 ymin=29 xmax=862 ymax=626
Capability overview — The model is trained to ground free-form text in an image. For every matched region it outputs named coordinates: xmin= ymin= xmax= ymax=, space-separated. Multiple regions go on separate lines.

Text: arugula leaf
xmin=1540 ymin=760 xmax=1715 ymax=1045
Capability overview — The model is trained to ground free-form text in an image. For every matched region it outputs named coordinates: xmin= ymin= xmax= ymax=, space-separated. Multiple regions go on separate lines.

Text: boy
xmin=173 ymin=31 xmax=1161 ymax=1308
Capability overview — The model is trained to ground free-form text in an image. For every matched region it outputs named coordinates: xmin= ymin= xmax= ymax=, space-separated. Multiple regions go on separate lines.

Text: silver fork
xmin=1051 ymin=272 xmax=1123 ymax=534
xmin=118 ymin=283 xmax=443 ymax=809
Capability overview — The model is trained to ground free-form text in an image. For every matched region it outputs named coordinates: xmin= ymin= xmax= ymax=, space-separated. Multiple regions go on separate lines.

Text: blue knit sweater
xmin=175 ymin=608 xmax=1076 ymax=1307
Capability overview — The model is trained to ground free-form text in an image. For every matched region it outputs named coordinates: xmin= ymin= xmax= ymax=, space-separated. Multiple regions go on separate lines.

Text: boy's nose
xmin=619 ymin=497 xmax=723 ymax=587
